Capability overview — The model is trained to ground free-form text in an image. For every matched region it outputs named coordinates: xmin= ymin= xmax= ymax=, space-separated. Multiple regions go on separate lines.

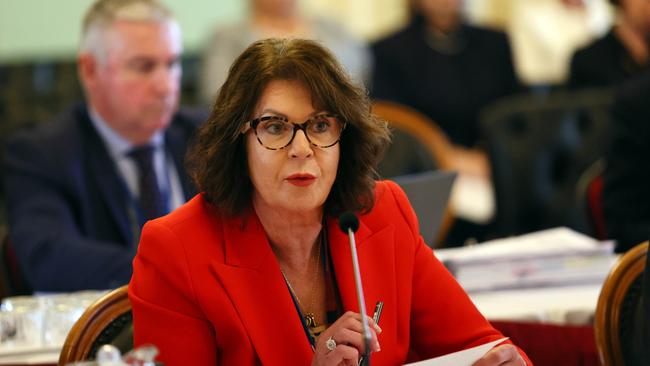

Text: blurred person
xmin=371 ymin=0 xmax=520 ymax=167
xmin=371 ymin=0 xmax=521 ymax=245
xmin=198 ymin=0 xmax=371 ymax=105
xmin=569 ymin=0 xmax=650 ymax=88
xmin=602 ymin=70 xmax=650 ymax=253
xmin=509 ymin=0 xmax=612 ymax=85
xmin=129 ymin=38 xmax=531 ymax=366
xmin=2 ymin=0 xmax=204 ymax=291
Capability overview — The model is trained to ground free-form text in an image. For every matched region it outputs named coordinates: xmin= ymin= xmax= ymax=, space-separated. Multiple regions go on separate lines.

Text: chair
xmin=576 ymin=159 xmax=607 ymax=240
xmin=480 ymin=87 xmax=614 ymax=236
xmin=58 ymin=285 xmax=133 ymax=365
xmin=594 ymin=241 xmax=648 ymax=366
xmin=371 ymin=100 xmax=455 ymax=176
xmin=371 ymin=100 xmax=455 ymax=245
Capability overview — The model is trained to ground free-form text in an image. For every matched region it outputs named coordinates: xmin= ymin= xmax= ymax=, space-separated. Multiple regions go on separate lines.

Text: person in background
xmin=2 ymin=0 xmax=204 ymax=292
xmin=569 ymin=0 xmax=650 ymax=88
xmin=602 ymin=70 xmax=650 ymax=253
xmin=508 ymin=0 xmax=612 ymax=86
xmin=371 ymin=0 xmax=520 ymax=245
xmin=198 ymin=0 xmax=371 ymax=105
xmin=371 ymin=0 xmax=520 ymax=163
xmin=129 ymin=38 xmax=530 ymax=366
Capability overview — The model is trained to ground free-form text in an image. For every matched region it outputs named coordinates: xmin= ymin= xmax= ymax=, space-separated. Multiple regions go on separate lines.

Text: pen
xmin=359 ymin=301 xmax=384 ymax=366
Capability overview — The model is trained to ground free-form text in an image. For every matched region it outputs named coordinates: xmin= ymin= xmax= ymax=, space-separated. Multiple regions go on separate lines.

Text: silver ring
xmin=326 ymin=336 xmax=337 ymax=351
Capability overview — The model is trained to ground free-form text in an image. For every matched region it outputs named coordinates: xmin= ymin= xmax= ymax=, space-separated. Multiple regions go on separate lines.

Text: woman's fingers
xmin=338 ymin=311 xmax=382 ymax=334
xmin=323 ymin=343 xmax=359 ymax=365
xmin=311 ymin=311 xmax=383 ymax=366
xmin=334 ymin=312 xmax=381 ymax=353
xmin=472 ymin=344 xmax=525 ymax=366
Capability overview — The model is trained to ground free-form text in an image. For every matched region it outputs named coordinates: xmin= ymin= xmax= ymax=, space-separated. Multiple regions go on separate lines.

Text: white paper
xmin=404 ymin=337 xmax=509 ymax=366
xmin=433 ymin=228 xmax=616 ymax=293
xmin=435 ymin=227 xmax=609 ymax=264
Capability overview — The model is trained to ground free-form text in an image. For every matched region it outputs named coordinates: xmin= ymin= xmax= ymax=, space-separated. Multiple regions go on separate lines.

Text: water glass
xmin=0 ymin=296 xmax=44 ymax=347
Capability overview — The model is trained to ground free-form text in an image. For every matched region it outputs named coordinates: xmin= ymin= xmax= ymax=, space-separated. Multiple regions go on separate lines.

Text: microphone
xmin=339 ymin=212 xmax=372 ymax=365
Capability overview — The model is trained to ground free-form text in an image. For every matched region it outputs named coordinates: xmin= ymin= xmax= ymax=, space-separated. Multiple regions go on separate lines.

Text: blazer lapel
xmin=209 ymin=212 xmax=314 ymax=365
xmin=79 ymin=108 xmax=135 ymax=245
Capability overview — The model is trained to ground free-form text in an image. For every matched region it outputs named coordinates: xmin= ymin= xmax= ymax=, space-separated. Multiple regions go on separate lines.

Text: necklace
xmin=280 ymin=238 xmax=322 ymax=329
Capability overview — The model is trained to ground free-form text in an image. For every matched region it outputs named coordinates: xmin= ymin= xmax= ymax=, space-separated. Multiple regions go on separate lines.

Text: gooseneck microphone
xmin=338 ymin=212 xmax=372 ymax=366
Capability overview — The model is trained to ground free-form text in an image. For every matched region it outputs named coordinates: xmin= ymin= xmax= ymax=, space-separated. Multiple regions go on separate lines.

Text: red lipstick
xmin=286 ymin=173 xmax=316 ymax=187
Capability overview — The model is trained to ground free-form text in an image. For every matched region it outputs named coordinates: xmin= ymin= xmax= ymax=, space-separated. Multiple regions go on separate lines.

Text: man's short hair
xmin=79 ymin=0 xmax=175 ymax=60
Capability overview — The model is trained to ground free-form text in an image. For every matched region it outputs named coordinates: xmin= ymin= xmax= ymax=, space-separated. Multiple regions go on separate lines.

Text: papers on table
xmin=450 ymin=173 xmax=495 ymax=225
xmin=469 ymin=284 xmax=602 ymax=324
xmin=435 ymin=227 xmax=617 ymax=293
xmin=404 ymin=338 xmax=509 ymax=366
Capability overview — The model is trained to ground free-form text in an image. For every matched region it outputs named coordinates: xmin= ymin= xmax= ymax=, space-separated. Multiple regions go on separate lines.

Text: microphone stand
xmin=345 ymin=226 xmax=372 ymax=366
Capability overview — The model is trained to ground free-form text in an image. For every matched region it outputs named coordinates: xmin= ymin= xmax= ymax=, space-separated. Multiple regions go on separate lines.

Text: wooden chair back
xmin=595 ymin=241 xmax=648 ymax=366
xmin=371 ymin=100 xmax=455 ymax=245
xmin=371 ymin=100 xmax=454 ymax=172
xmin=58 ymin=285 xmax=132 ymax=365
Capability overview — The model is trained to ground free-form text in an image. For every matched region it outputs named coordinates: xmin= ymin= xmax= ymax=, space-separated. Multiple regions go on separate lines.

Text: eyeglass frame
xmin=241 ymin=113 xmax=347 ymax=150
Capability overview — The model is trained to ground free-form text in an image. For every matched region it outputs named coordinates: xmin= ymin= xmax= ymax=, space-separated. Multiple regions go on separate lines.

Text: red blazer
xmin=129 ymin=180 xmax=531 ymax=365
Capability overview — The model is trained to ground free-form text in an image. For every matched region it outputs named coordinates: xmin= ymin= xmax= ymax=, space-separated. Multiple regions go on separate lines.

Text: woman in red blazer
xmin=129 ymin=38 xmax=530 ymax=366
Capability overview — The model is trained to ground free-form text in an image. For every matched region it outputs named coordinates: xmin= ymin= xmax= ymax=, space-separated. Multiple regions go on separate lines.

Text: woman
xmin=129 ymin=38 xmax=530 ymax=366
xmin=371 ymin=0 xmax=520 ymax=151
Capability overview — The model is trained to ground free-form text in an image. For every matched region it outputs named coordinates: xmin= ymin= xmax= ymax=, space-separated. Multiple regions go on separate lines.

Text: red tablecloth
xmin=491 ymin=320 xmax=600 ymax=366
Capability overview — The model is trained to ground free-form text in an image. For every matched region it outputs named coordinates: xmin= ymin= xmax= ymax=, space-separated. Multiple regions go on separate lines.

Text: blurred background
xmin=0 ymin=0 xmax=626 ymax=244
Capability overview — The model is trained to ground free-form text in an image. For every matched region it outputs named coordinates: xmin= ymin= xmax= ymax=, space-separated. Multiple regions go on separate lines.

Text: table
xmin=436 ymin=230 xmax=617 ymax=366
xmin=492 ymin=320 xmax=598 ymax=366
xmin=0 ymin=347 xmax=58 ymax=365
xmin=470 ymin=284 xmax=602 ymax=324
xmin=470 ymin=284 xmax=604 ymax=365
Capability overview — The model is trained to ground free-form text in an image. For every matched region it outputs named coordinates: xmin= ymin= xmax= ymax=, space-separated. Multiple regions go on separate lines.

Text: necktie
xmin=127 ymin=145 xmax=167 ymax=222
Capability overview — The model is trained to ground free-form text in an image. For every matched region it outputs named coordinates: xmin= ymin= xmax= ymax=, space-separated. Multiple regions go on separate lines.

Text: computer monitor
xmin=392 ymin=170 xmax=457 ymax=247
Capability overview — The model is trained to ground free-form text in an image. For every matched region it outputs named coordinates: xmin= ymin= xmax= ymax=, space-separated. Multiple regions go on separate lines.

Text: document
xmin=404 ymin=338 xmax=509 ymax=366
xmin=434 ymin=227 xmax=617 ymax=292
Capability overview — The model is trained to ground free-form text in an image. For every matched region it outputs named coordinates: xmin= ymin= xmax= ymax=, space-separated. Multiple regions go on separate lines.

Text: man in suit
xmin=3 ymin=0 xmax=203 ymax=291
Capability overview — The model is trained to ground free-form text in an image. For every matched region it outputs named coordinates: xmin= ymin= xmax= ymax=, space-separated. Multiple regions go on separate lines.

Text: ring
xmin=326 ymin=337 xmax=337 ymax=351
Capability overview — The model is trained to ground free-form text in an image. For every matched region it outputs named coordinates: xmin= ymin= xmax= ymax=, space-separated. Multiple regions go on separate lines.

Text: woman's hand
xmin=311 ymin=311 xmax=382 ymax=366
xmin=472 ymin=344 xmax=526 ymax=366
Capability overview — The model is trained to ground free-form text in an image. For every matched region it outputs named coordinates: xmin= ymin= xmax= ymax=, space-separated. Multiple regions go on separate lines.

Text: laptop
xmin=391 ymin=170 xmax=457 ymax=247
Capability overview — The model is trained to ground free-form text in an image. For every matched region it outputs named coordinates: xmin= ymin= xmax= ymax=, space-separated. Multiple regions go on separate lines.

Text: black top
xmin=569 ymin=29 xmax=650 ymax=89
xmin=602 ymin=71 xmax=650 ymax=253
xmin=371 ymin=20 xmax=520 ymax=147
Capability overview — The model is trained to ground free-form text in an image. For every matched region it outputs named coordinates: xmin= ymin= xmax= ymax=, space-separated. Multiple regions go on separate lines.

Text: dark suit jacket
xmin=129 ymin=181 xmax=531 ymax=365
xmin=371 ymin=20 xmax=520 ymax=147
xmin=569 ymin=29 xmax=650 ymax=89
xmin=3 ymin=103 xmax=203 ymax=291
xmin=603 ymin=72 xmax=650 ymax=253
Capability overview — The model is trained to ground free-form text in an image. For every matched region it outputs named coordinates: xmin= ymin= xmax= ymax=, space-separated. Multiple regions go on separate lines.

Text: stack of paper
xmin=434 ymin=227 xmax=617 ymax=293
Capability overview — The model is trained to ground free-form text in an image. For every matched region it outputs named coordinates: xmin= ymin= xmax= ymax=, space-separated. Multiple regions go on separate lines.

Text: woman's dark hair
xmin=186 ymin=38 xmax=391 ymax=217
